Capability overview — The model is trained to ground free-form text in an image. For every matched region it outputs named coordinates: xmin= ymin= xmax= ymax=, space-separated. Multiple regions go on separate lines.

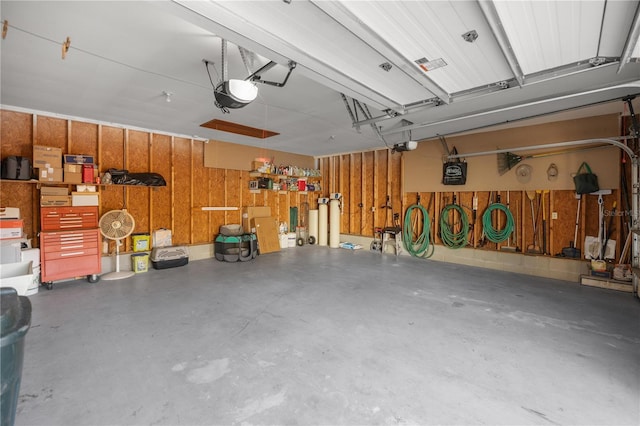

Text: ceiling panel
xmin=1 ymin=0 xmax=639 ymax=157
xmin=598 ymin=1 xmax=639 ymax=57
xmin=494 ymin=1 xmax=604 ymax=74
xmin=335 ymin=0 xmax=514 ymax=94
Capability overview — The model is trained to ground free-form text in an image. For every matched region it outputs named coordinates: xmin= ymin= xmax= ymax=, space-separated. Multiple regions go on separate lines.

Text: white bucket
xmin=288 ymin=232 xmax=297 ymax=248
xmin=279 ymin=234 xmax=288 ymax=249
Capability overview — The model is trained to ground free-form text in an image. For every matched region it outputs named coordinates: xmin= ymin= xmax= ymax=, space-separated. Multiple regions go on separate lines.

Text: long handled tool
xmin=601 ymin=201 xmax=617 ymax=260
xmin=541 ymin=189 xmax=549 ymax=255
xmin=526 ymin=190 xmax=542 ymax=254
xmin=497 ymin=144 xmax=609 ymax=175
xmin=515 ymin=199 xmax=519 ymax=251
xmin=470 ymin=192 xmax=478 ymax=247
xmin=500 ymin=191 xmax=517 ymax=252
xmin=619 ymin=231 xmax=632 ymax=264
xmin=560 ymin=194 xmax=581 ymax=258
xmin=597 ymin=194 xmax=605 ymax=259
xmin=479 ymin=191 xmax=493 ymax=247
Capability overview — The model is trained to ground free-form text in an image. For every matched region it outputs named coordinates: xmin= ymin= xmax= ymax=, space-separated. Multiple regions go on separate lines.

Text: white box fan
xmin=99 ymin=209 xmax=136 ymax=280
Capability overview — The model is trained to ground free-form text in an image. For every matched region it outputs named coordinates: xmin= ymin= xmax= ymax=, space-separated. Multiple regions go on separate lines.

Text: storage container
xmin=152 ymin=229 xmax=172 ymax=248
xmin=1 ymin=156 xmax=31 ymax=180
xmin=150 ymin=246 xmax=188 ymax=269
xmin=0 ymin=261 xmax=33 ymax=296
xmin=131 ymin=253 xmax=149 ymax=273
xmin=0 ymin=287 xmax=32 ymax=426
xmin=214 ymin=234 xmax=257 ymax=262
xmin=131 ymin=233 xmax=151 ymax=252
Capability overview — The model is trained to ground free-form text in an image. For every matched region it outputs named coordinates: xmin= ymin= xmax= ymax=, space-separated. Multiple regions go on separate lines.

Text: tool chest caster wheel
xmin=44 ymin=282 xmax=53 ymax=290
xmin=87 ymin=274 xmax=100 ymax=283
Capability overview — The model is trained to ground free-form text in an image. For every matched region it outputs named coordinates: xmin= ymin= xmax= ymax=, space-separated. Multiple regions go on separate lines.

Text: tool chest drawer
xmin=41 ymin=230 xmax=100 ymax=260
xmin=41 ymin=206 xmax=99 ymax=231
xmin=40 ymin=255 xmax=101 ymax=282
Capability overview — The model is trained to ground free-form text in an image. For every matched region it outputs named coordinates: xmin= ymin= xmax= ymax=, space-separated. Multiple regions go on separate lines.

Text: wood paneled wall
xmin=318 ymin=118 xmax=627 ymax=261
xmin=0 ymin=109 xmax=319 ymax=251
xmin=318 ymin=150 xmax=403 ymax=236
xmin=1 ymin=108 xmax=628 ymax=262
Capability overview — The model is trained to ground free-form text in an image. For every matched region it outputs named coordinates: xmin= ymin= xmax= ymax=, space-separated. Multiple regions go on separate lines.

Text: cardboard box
xmin=0 ymin=239 xmax=25 ymax=264
xmin=0 ymin=207 xmax=20 ymax=220
xmin=82 ymin=164 xmax=95 ymax=183
xmin=71 ymin=192 xmax=100 ymax=206
xmin=37 ymin=167 xmax=63 ymax=182
xmin=40 ymin=186 xmax=69 ymax=196
xmin=0 ymin=219 xmax=24 ymax=240
xmin=21 ymin=248 xmax=40 ymax=268
xmin=75 ymin=185 xmax=97 ymax=193
xmin=33 ymin=145 xmax=62 ymax=168
xmin=41 ymin=195 xmax=71 ymax=207
xmin=64 ymin=154 xmax=95 ymax=164
xmin=0 ymin=219 xmax=23 ymax=229
xmin=242 ymin=206 xmax=271 ymax=233
xmin=251 ymin=160 xmax=266 ymax=171
xmin=63 ymin=164 xmax=83 ymax=184
xmin=0 ymin=261 xmax=33 ymax=296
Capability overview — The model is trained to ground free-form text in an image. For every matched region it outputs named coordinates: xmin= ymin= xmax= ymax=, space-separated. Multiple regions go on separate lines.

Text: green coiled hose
xmin=440 ymin=204 xmax=469 ymax=249
xmin=403 ymin=204 xmax=434 ymax=258
xmin=482 ymin=203 xmax=515 ymax=243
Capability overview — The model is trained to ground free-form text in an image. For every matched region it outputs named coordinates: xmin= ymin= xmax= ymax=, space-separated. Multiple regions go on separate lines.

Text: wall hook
xmin=61 ymin=36 xmax=71 ymax=59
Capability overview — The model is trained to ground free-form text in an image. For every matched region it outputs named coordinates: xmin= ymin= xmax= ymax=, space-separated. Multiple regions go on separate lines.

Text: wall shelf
xmin=248 ymin=172 xmax=321 ymax=180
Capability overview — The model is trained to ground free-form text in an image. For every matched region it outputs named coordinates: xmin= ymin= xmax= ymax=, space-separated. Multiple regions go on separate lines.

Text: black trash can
xmin=1 ymin=287 xmax=32 ymax=426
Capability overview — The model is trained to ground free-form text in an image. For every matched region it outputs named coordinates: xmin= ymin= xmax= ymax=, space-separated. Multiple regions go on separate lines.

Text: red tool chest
xmin=41 ymin=206 xmax=99 ymax=231
xmin=40 ymin=206 xmax=102 ymax=289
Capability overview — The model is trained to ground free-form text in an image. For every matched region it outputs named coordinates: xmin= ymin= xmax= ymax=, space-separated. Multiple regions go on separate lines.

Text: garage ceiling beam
xmin=478 ymin=0 xmax=525 ymax=87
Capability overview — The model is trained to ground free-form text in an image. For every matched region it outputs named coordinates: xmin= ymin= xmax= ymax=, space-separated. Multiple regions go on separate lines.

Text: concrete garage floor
xmin=15 ymin=246 xmax=640 ymax=425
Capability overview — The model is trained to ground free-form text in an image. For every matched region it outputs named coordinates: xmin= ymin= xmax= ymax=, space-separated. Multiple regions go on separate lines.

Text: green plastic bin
xmin=1 ymin=287 xmax=32 ymax=426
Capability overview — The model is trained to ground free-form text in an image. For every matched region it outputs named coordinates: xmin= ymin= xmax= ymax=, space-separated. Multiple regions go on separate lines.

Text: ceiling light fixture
xmin=204 ymin=40 xmax=296 ymax=114
xmin=214 ymin=80 xmax=258 ymax=108
xmin=392 ymin=141 xmax=418 ymax=152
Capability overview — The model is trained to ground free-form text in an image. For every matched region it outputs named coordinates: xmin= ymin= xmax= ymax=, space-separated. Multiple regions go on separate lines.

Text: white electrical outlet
xmin=552 ymin=212 xmax=558 ymax=220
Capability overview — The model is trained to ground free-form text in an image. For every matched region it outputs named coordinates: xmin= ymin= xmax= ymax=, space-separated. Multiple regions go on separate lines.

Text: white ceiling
xmin=1 ymin=1 xmax=639 ymax=157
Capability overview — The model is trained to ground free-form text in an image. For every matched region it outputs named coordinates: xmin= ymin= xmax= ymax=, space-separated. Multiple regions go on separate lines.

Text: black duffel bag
xmin=111 ymin=171 xmax=166 ymax=186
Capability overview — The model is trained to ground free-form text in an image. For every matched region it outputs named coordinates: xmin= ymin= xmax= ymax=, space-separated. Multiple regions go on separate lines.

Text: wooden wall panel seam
xmin=171 ymin=136 xmax=175 ymax=236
